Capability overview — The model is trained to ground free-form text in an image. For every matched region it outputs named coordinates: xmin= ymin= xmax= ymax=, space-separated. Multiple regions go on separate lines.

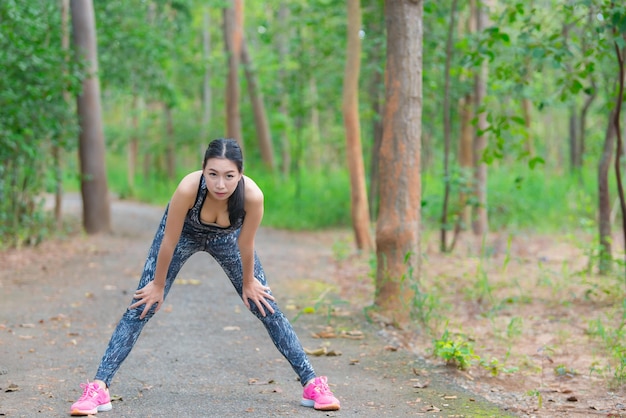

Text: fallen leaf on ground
xmin=304 ymin=347 xmax=327 ymax=356
xmin=412 ymin=380 xmax=430 ymax=388
xmin=5 ymin=384 xmax=19 ymax=392
xmin=223 ymin=326 xmax=241 ymax=331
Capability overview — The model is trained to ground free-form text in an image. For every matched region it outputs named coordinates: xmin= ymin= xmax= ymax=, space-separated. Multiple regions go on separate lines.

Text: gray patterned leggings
xmin=94 ymin=212 xmax=316 ymax=387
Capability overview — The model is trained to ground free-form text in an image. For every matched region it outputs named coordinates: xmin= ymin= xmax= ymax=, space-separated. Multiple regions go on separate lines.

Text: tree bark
xmin=201 ymin=7 xmax=212 ymax=150
xmin=70 ymin=0 xmax=111 ymax=234
xmin=456 ymin=2 xmax=476 ymax=237
xmin=375 ymin=0 xmax=422 ymax=325
xmin=223 ymin=0 xmax=243 ymax=145
xmin=366 ymin=0 xmax=384 ymax=220
xmin=241 ymin=39 xmax=274 ymax=171
xmin=343 ymin=0 xmax=373 ymax=251
xmin=598 ymin=108 xmax=616 ymax=275
xmin=612 ymin=36 xmax=626 ymax=280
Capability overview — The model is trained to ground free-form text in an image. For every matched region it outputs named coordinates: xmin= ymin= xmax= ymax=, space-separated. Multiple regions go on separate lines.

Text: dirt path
xmin=0 ymin=196 xmax=511 ymax=417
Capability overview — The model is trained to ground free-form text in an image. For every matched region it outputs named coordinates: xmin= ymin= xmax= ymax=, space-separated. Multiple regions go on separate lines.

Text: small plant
xmin=479 ymin=357 xmax=519 ymax=376
xmin=432 ymin=328 xmax=479 ymax=370
xmin=526 ymin=389 xmax=543 ymax=409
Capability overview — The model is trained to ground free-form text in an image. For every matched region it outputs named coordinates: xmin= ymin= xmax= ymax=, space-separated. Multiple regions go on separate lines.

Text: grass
xmin=62 ymin=150 xmax=605 ymax=234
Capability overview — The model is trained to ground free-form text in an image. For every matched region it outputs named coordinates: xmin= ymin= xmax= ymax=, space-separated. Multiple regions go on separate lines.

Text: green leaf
xmin=528 ymin=157 xmax=545 ymax=169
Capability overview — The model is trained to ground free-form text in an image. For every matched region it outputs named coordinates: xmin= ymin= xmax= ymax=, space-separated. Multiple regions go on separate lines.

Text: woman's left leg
xmin=206 ymin=233 xmax=316 ymax=386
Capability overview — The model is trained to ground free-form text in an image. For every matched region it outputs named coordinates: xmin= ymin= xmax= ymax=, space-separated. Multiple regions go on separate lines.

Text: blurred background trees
xmin=1 ymin=0 xmax=625 ymax=273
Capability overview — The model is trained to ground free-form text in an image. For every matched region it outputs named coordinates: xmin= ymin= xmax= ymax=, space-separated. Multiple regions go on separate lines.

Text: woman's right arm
xmin=130 ymin=171 xmax=200 ymax=319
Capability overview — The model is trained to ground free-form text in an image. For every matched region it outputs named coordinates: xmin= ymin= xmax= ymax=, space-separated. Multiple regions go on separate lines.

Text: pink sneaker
xmin=70 ymin=382 xmax=112 ymax=416
xmin=301 ymin=376 xmax=340 ymax=411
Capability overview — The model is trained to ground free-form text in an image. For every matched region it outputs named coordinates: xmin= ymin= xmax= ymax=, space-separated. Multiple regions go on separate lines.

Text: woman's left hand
xmin=242 ymin=278 xmax=275 ymax=317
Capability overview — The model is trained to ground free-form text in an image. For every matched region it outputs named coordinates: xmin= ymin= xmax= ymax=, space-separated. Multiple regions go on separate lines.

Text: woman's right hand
xmin=129 ymin=281 xmax=165 ymax=319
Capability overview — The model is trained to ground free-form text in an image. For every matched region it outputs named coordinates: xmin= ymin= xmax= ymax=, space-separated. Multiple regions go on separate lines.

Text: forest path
xmin=0 ymin=194 xmax=512 ymax=417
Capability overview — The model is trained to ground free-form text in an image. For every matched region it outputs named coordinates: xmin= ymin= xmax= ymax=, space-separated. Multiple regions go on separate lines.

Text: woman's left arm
xmin=239 ymin=177 xmax=275 ymax=317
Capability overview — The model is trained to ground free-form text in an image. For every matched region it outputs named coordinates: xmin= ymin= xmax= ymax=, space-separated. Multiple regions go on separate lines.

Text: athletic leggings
xmin=94 ymin=208 xmax=316 ymax=387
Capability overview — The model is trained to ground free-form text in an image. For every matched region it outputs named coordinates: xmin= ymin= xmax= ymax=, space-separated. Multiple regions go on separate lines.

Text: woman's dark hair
xmin=203 ymin=138 xmax=245 ymax=225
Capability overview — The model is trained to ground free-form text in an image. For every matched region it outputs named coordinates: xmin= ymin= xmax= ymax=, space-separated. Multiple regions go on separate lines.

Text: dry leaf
xmin=413 ymin=380 xmax=430 ymax=388
xmin=5 ymin=383 xmax=19 ymax=392
xmin=223 ymin=326 xmax=240 ymax=331
xmin=304 ymin=347 xmax=327 ymax=356
xmin=423 ymin=405 xmax=441 ymax=412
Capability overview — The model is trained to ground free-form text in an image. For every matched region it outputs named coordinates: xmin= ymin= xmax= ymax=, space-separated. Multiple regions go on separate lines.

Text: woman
xmin=70 ymin=138 xmax=340 ymax=415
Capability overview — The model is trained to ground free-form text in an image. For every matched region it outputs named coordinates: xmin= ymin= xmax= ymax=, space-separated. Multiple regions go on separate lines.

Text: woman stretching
xmin=70 ymin=138 xmax=340 ymax=415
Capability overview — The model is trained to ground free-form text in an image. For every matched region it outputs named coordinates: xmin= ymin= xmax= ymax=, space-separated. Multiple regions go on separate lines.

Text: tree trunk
xmin=440 ymin=0 xmax=458 ymax=252
xmin=56 ymin=0 xmax=71 ymax=228
xmin=521 ymin=97 xmax=534 ymax=156
xmin=472 ymin=0 xmax=489 ymax=236
xmin=309 ymin=76 xmax=321 ymax=169
xmin=375 ymin=0 xmax=422 ymax=325
xmin=612 ymin=38 xmax=626 ymax=280
xmin=569 ymin=106 xmax=580 ymax=172
xmin=456 ymin=3 xmax=476 ymax=237
xmin=366 ymin=0 xmax=384 ymax=221
xmin=70 ymin=0 xmax=110 ymax=234
xmin=598 ymin=109 xmax=616 ymax=275
xmin=201 ymin=7 xmax=212 ymax=150
xmin=277 ymin=3 xmax=291 ymax=175
xmin=128 ymin=94 xmax=141 ymax=190
xmin=241 ymin=39 xmax=274 ymax=171
xmin=164 ymin=104 xmax=176 ymax=180
xmin=343 ymin=0 xmax=373 ymax=251
xmin=223 ymin=0 xmax=243 ymax=145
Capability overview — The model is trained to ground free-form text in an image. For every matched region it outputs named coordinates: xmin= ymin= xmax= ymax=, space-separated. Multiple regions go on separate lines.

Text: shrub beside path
xmin=0 ymin=196 xmax=512 ymax=417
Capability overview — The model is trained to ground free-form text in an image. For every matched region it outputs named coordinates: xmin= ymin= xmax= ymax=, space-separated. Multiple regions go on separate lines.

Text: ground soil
xmin=332 ymin=229 xmax=626 ymax=417
xmin=0 ymin=195 xmax=625 ymax=417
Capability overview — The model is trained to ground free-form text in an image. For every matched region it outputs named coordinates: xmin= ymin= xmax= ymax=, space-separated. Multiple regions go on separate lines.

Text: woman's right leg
xmin=93 ymin=215 xmax=199 ymax=387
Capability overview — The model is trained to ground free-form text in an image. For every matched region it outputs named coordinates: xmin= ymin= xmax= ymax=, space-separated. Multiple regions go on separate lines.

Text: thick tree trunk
xmin=241 ymin=39 xmax=274 ymax=170
xmin=223 ymin=0 xmax=243 ymax=145
xmin=343 ymin=0 xmax=373 ymax=251
xmin=598 ymin=109 xmax=616 ymax=275
xmin=70 ymin=0 xmax=110 ymax=234
xmin=375 ymin=0 xmax=422 ymax=325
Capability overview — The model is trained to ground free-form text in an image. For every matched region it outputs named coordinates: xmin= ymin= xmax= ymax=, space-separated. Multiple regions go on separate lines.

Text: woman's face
xmin=203 ymin=158 xmax=242 ymax=201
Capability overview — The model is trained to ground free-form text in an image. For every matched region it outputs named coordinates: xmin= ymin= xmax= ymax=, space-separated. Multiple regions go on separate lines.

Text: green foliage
xmin=587 ymin=311 xmax=626 ymax=386
xmin=252 ymin=167 xmax=352 ymax=229
xmin=0 ymin=0 xmax=82 ymax=247
xmin=432 ymin=328 xmax=479 ymax=370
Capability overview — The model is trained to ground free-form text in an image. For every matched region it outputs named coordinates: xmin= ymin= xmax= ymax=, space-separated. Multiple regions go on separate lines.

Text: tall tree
xmin=242 ymin=39 xmax=275 ymax=170
xmin=598 ymin=108 xmax=616 ymax=275
xmin=344 ymin=0 xmax=373 ymax=251
xmin=223 ymin=0 xmax=243 ymax=145
xmin=375 ymin=0 xmax=423 ymax=324
xmin=70 ymin=0 xmax=111 ymax=234
xmin=440 ymin=0 xmax=458 ymax=252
